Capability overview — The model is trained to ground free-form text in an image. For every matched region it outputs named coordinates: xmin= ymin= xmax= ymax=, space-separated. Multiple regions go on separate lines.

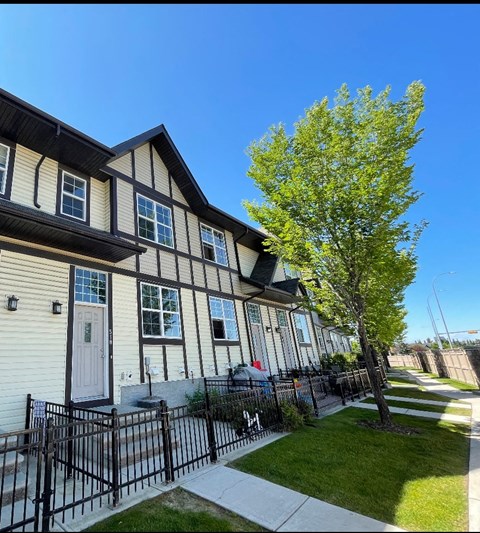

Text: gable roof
xmin=110 ymin=125 xmax=268 ymax=251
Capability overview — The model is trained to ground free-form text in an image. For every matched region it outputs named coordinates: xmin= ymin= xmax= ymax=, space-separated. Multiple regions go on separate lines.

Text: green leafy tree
xmin=244 ymin=82 xmax=426 ymax=427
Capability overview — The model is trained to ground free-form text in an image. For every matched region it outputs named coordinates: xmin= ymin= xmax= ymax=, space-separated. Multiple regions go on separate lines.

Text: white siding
xmin=152 ymin=148 xmax=170 ymax=197
xmin=171 ymin=179 xmax=188 ymax=206
xmin=0 ymin=251 xmax=70 ymax=430
xmin=181 ymin=289 xmax=202 ymax=377
xmin=237 ymin=244 xmax=259 ymax=277
xmin=90 ymin=179 xmax=108 ymax=231
xmin=112 ymin=275 xmax=140 ymax=403
xmin=186 ymin=212 xmax=202 ymax=257
xmin=143 ymin=345 xmax=164 ymax=382
xmin=173 ymin=206 xmax=189 ymax=254
xmin=261 ymin=305 xmax=279 ymax=375
xmin=272 ymin=262 xmax=287 ymax=282
xmin=37 ymin=157 xmax=58 ymax=215
xmin=165 ymin=345 xmax=186 ymax=381
xmin=178 ymin=256 xmax=192 ymax=285
xmin=11 ymin=145 xmax=39 ymax=209
xmin=225 ymin=231 xmax=237 ymax=270
xmin=191 ymin=262 xmax=205 ymax=287
xmin=160 ymin=252 xmax=177 ymax=281
xmin=117 ymin=180 xmax=135 ymax=234
xmin=205 ymin=264 xmax=219 ymax=291
xmin=235 ymin=299 xmax=249 ymax=364
xmin=134 ymin=144 xmax=152 ymax=187
xmin=108 ymin=153 xmax=132 ymax=177
xmin=104 ymin=180 xmax=111 ymax=232
xmin=219 ymin=270 xmax=231 ymax=294
xmin=139 ymin=247 xmax=158 ymax=277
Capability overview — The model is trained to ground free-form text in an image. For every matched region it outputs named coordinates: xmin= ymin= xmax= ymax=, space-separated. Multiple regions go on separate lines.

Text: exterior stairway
xmin=0 ymin=428 xmax=29 ymax=505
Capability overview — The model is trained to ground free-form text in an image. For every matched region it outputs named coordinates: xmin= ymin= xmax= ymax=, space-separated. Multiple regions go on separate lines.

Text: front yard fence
xmin=0 ymin=365 xmax=386 ymax=532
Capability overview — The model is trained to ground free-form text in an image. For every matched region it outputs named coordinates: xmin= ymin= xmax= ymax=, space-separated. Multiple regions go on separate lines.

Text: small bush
xmin=297 ymin=399 xmax=315 ymax=424
xmin=185 ymin=386 xmax=222 ymax=415
xmin=280 ymin=401 xmax=305 ymax=431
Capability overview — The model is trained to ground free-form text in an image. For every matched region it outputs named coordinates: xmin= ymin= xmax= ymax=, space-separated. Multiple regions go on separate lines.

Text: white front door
xmin=72 ymin=304 xmax=106 ymax=401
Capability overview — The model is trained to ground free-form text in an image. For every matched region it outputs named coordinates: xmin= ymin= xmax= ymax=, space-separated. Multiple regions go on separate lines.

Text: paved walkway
xmin=60 ymin=371 xmax=480 ymax=532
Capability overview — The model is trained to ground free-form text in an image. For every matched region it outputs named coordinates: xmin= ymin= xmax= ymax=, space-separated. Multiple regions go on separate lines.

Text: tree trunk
xmin=357 ymin=319 xmax=394 ymax=427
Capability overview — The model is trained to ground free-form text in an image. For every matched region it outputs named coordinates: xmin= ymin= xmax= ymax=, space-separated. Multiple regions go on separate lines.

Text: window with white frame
xmin=137 ymin=194 xmax=174 ymax=247
xmin=247 ymin=303 xmax=261 ymax=324
xmin=200 ymin=224 xmax=228 ymax=266
xmin=61 ymin=172 xmax=86 ymax=220
xmin=284 ymin=263 xmax=298 ymax=280
xmin=0 ymin=144 xmax=10 ymax=195
xmin=293 ymin=313 xmax=311 ymax=343
xmin=209 ymin=296 xmax=238 ymax=340
xmin=75 ymin=269 xmax=107 ymax=304
xmin=141 ymin=283 xmax=181 ymax=338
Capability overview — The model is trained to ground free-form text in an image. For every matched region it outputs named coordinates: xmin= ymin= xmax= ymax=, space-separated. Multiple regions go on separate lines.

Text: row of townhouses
xmin=0 ymin=89 xmax=351 ymax=431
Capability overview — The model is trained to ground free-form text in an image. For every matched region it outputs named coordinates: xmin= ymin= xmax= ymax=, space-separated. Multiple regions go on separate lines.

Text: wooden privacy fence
xmin=388 ymin=348 xmax=480 ymax=388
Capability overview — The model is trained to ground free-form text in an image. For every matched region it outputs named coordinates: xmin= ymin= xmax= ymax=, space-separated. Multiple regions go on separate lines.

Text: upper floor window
xmin=293 ymin=313 xmax=311 ymax=343
xmin=201 ymin=224 xmax=228 ymax=266
xmin=61 ymin=172 xmax=87 ymax=221
xmin=284 ymin=263 xmax=298 ymax=280
xmin=141 ymin=283 xmax=181 ymax=338
xmin=209 ymin=296 xmax=238 ymax=340
xmin=137 ymin=194 xmax=174 ymax=247
xmin=0 ymin=144 xmax=10 ymax=195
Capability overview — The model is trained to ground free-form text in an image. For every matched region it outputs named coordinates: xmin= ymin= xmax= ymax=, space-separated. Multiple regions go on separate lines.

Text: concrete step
xmin=0 ymin=452 xmax=25 ymax=476
xmin=0 ymin=471 xmax=28 ymax=505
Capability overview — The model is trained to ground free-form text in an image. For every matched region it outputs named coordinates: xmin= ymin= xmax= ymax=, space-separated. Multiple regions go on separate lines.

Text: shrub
xmin=328 ymin=351 xmax=359 ymax=371
xmin=185 ymin=386 xmax=222 ymax=415
xmin=297 ymin=398 xmax=315 ymax=424
xmin=280 ymin=401 xmax=305 ymax=431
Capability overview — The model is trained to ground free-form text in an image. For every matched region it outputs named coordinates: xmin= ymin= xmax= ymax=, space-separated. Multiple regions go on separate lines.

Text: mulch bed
xmin=356 ymin=419 xmax=421 ymax=435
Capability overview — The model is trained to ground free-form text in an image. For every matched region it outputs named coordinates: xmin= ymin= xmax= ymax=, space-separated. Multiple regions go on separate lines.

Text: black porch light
xmin=52 ymin=300 xmax=63 ymax=315
xmin=7 ymin=295 xmax=19 ymax=311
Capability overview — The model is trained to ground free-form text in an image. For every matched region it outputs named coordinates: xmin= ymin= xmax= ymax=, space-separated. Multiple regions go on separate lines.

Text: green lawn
xmin=384 ymin=386 xmax=469 ymax=404
xmin=387 ymin=376 xmax=418 ymax=385
xmin=426 ymin=375 xmax=479 ymax=391
xmin=229 ymin=408 xmax=469 ymax=532
xmin=360 ymin=397 xmax=471 ymax=417
xmin=83 ymin=487 xmax=265 ymax=532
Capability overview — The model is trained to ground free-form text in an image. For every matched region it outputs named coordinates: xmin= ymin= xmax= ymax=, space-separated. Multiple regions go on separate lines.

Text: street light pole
xmin=432 ymin=272 xmax=455 ymax=349
xmin=427 ymin=294 xmax=443 ymax=349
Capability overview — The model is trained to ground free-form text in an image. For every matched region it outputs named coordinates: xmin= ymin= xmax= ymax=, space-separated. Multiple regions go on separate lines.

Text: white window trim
xmin=247 ymin=302 xmax=262 ymax=325
xmin=294 ymin=313 xmax=311 ymax=343
xmin=137 ymin=193 xmax=174 ymax=248
xmin=200 ymin=223 xmax=228 ymax=266
xmin=74 ymin=268 xmax=108 ymax=306
xmin=61 ymin=171 xmax=87 ymax=221
xmin=209 ymin=296 xmax=239 ymax=340
xmin=141 ymin=282 xmax=182 ymax=339
xmin=0 ymin=143 xmax=10 ymax=196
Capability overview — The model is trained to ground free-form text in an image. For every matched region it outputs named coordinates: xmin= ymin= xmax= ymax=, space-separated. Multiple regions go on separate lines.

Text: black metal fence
xmin=0 ymin=365 xmax=386 ymax=532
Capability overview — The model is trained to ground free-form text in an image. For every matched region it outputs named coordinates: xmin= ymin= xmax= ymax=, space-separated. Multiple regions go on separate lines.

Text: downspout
xmin=288 ymin=304 xmax=303 ymax=369
xmin=34 ymin=124 xmax=61 ymax=208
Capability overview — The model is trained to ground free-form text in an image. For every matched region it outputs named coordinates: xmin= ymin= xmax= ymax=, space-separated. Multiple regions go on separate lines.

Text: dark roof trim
xmin=240 ymin=275 xmax=301 ymax=304
xmin=0 ymin=198 xmax=146 ymax=263
xmin=0 ymin=88 xmax=115 ymax=156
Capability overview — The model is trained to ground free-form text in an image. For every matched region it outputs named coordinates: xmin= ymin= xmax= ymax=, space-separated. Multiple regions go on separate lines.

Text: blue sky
xmin=1 ymin=4 xmax=479 ymax=343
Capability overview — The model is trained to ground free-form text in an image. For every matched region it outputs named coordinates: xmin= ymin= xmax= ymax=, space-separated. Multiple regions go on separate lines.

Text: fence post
xmin=356 ymin=365 xmax=367 ymax=397
xmin=204 ymin=386 xmax=218 ymax=463
xmin=111 ymin=408 xmax=120 ymax=507
xmin=307 ymin=374 xmax=318 ymax=415
xmin=292 ymin=378 xmax=299 ymax=406
xmin=160 ymin=400 xmax=174 ymax=483
xmin=41 ymin=417 xmax=54 ymax=533
xmin=339 ymin=378 xmax=346 ymax=406
xmin=249 ymin=377 xmax=253 ymax=390
xmin=350 ymin=369 xmax=360 ymax=400
xmin=24 ymin=393 xmax=32 ymax=446
xmin=66 ymin=401 xmax=74 ymax=479
xmin=271 ymin=379 xmax=283 ymax=425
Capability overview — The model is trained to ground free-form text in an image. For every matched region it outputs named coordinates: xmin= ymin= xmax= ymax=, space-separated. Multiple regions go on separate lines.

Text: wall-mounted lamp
xmin=275 ymin=326 xmax=281 ymax=333
xmin=7 ymin=295 xmax=19 ymax=311
xmin=52 ymin=300 xmax=62 ymax=315
xmin=265 ymin=325 xmax=272 ymax=333
xmin=178 ymin=367 xmax=185 ymax=375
